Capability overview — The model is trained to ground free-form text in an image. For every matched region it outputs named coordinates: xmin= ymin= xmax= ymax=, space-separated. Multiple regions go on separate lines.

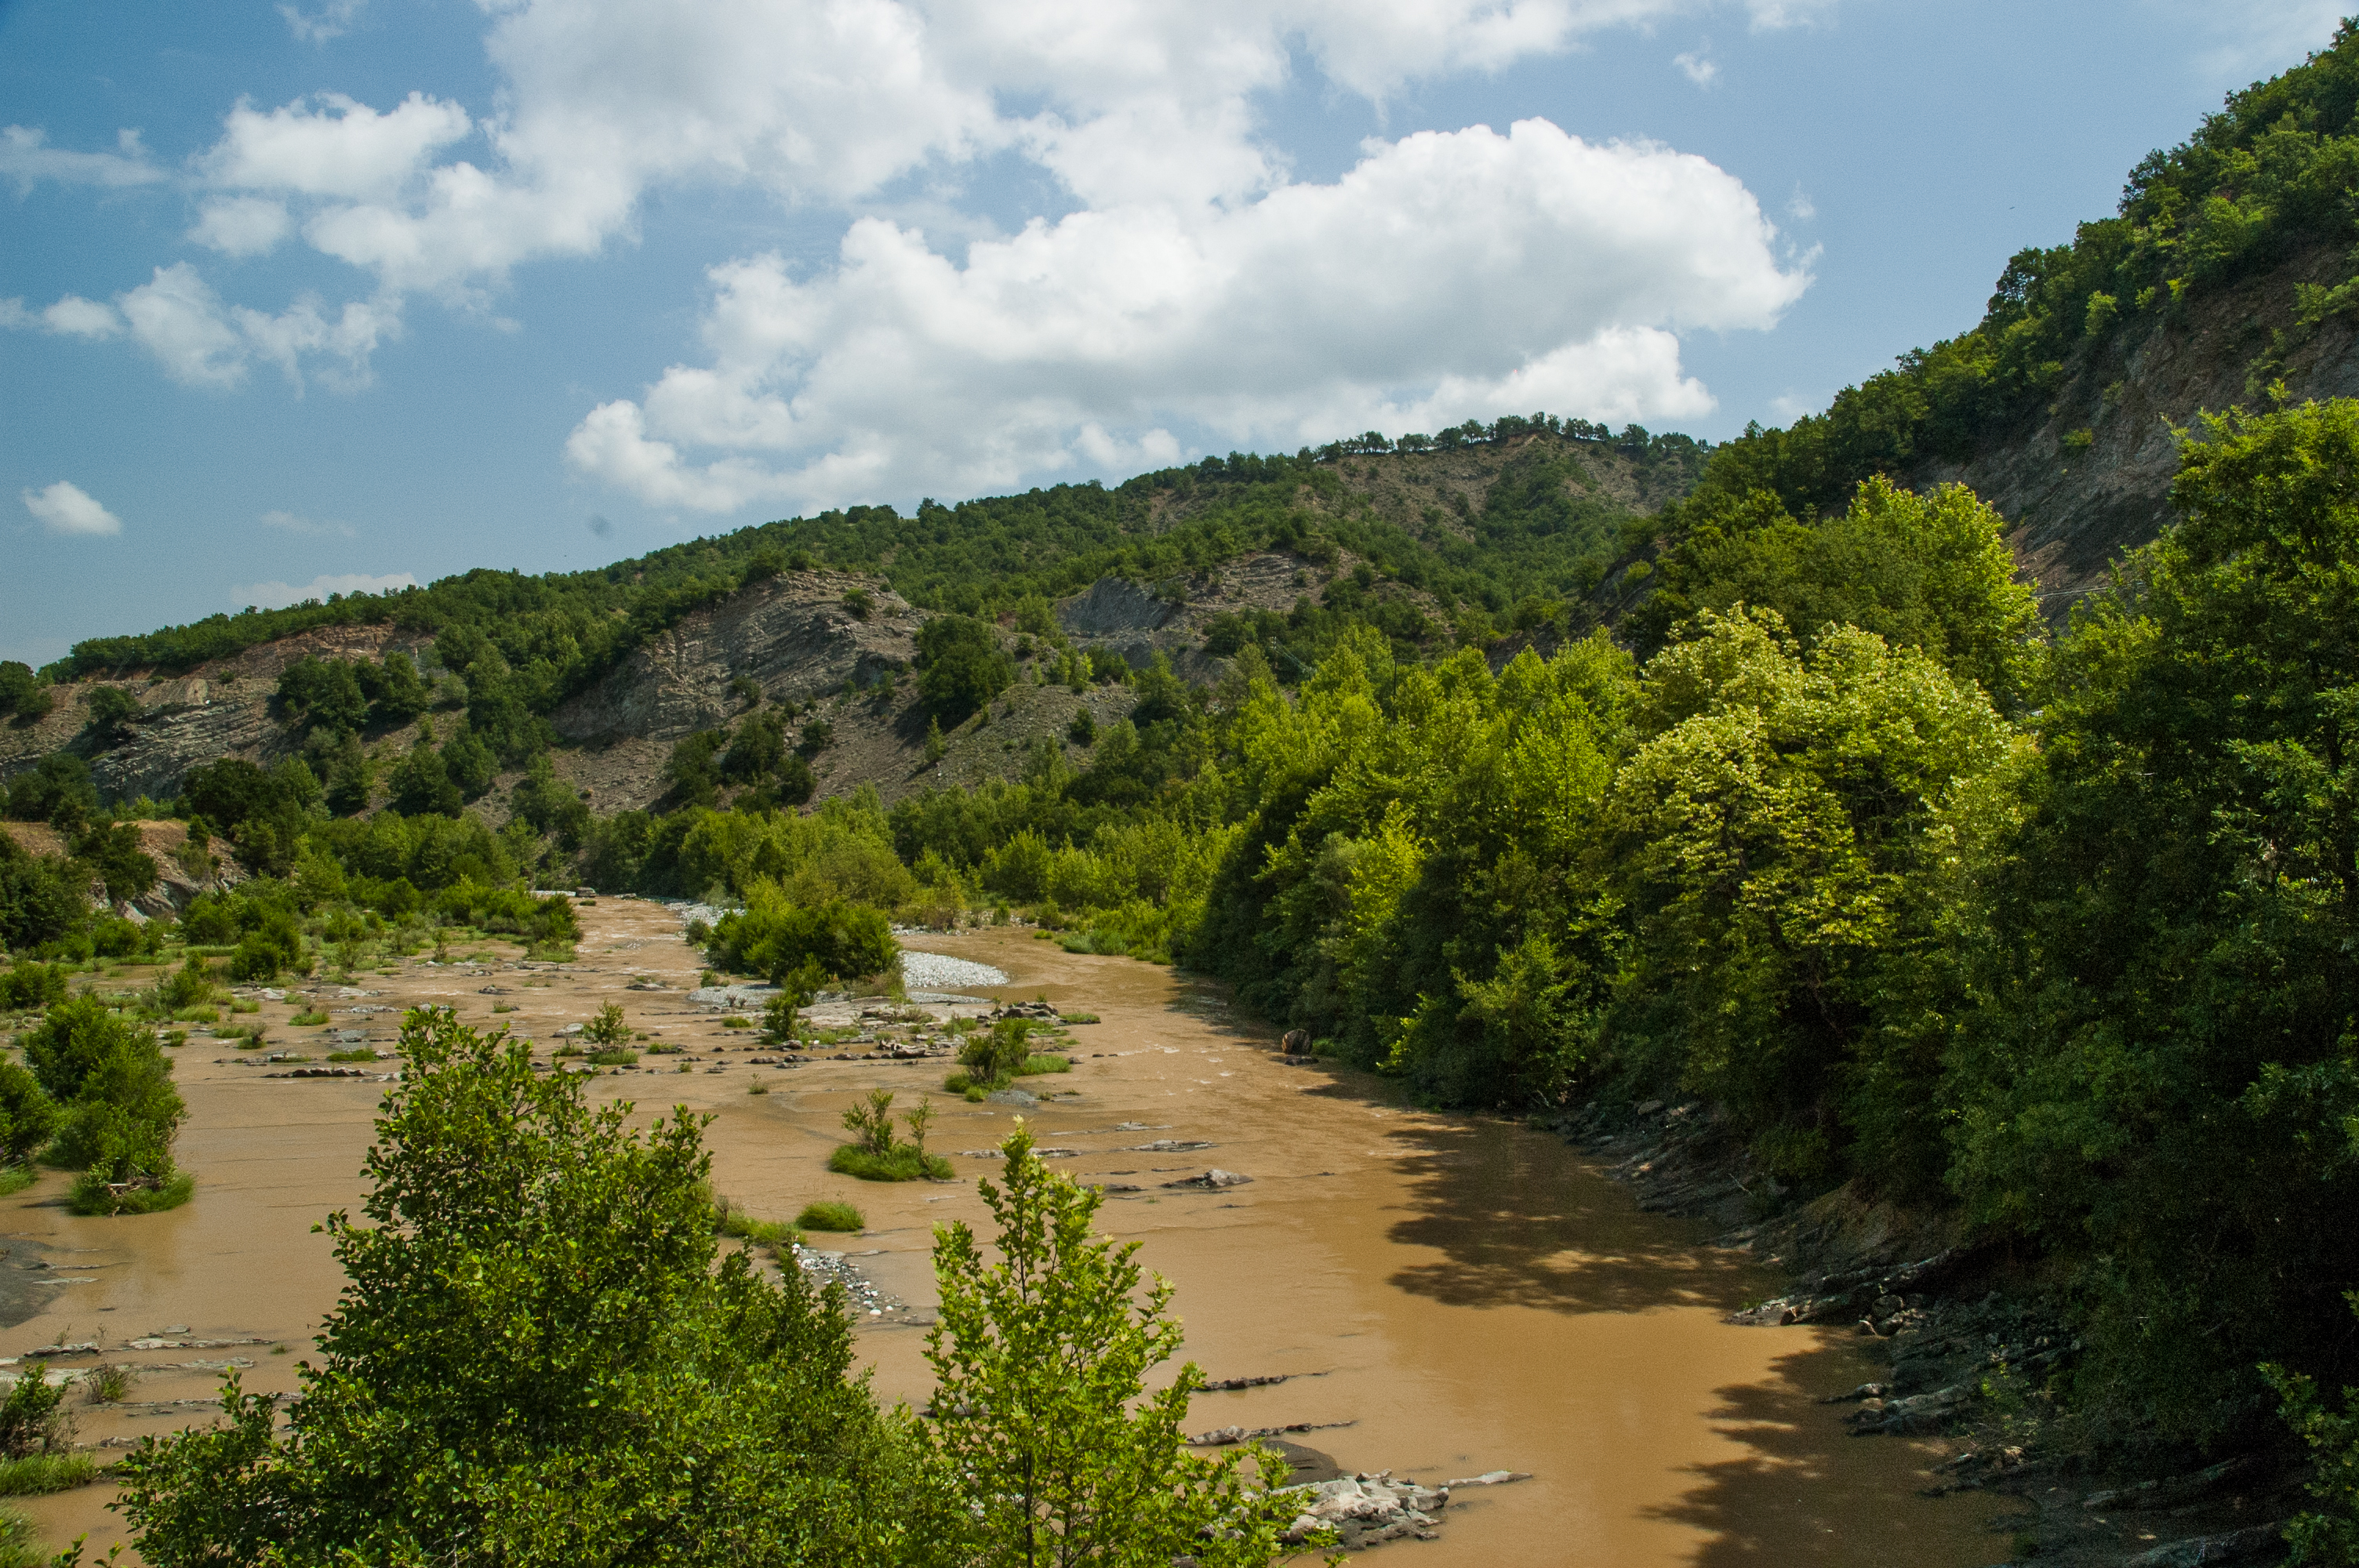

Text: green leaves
xmin=922 ymin=1126 xmax=1298 ymax=1567
xmin=113 ymin=1009 xmax=933 ymax=1566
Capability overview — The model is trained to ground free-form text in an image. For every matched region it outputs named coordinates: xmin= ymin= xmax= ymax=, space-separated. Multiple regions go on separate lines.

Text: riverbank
xmin=1555 ymin=1101 xmax=2310 ymax=1566
xmin=3 ymin=901 xmax=2023 ymax=1563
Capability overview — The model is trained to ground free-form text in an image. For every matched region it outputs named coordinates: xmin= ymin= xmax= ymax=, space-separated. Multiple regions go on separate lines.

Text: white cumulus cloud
xmin=191 ymin=196 xmax=294 ymax=256
xmin=569 ymin=117 xmax=1806 ymax=513
xmin=21 ymin=481 xmax=123 ymax=536
xmin=101 ymin=263 xmax=398 ymax=390
xmin=231 ymin=571 xmax=418 ymax=609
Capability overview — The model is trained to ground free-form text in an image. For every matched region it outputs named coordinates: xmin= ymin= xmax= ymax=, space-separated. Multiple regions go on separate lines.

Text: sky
xmin=1 ymin=0 xmax=2347 ymax=666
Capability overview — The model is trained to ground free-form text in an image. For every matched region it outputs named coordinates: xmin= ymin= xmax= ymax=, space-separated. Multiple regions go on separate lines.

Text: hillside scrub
xmin=1660 ymin=22 xmax=2359 ymax=532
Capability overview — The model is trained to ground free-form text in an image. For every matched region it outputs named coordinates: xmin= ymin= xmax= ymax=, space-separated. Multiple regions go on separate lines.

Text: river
xmin=2 ymin=900 xmax=2016 ymax=1563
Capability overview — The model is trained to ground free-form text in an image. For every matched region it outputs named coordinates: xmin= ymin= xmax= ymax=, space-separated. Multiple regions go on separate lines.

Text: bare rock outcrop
xmin=551 ymin=571 xmax=918 ymax=746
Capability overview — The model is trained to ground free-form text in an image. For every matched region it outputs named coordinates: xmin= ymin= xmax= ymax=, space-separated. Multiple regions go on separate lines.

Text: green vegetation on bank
xmin=111 ymin=1014 xmax=1304 ymax=1566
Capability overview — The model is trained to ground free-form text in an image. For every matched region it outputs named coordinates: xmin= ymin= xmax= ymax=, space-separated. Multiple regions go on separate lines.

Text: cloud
xmin=569 ymin=117 xmax=1805 ymax=513
xmin=1674 ymin=50 xmax=1717 ymax=85
xmin=260 ymin=509 xmax=357 ymax=537
xmin=281 ymin=0 xmax=367 ymax=45
xmin=587 ymin=514 xmax=613 ymax=537
xmin=190 ymin=195 xmax=293 ymax=256
xmin=2153 ymin=0 xmax=2343 ymax=74
xmin=0 ymin=125 xmax=162 ymax=193
xmin=231 ymin=571 xmax=418 ymax=610
xmin=1787 ymin=185 xmax=1816 ymax=220
xmin=1744 ymin=0 xmax=1840 ymax=28
xmin=21 ymin=481 xmax=123 ymax=536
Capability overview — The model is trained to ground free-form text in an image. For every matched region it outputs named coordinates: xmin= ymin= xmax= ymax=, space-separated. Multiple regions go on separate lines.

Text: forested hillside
xmin=9 ymin=20 xmax=2359 ymax=1552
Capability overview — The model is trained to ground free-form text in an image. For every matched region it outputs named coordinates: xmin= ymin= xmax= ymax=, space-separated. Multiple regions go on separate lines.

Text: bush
xmin=915 ymin=616 xmax=1015 ymax=724
xmin=829 ymin=1089 xmax=947 ymax=1181
xmin=0 ymin=1363 xmax=70 ymax=1458
xmin=0 ymin=963 xmax=66 ymax=1012
xmin=796 ymin=1200 xmax=864 ymax=1232
xmin=957 ymin=1018 xmax=1036 ymax=1089
xmin=25 ymin=999 xmax=188 ymax=1207
xmin=708 ymin=894 xmax=896 ymax=985
xmin=827 ymin=1145 xmax=952 ymax=1182
xmin=0 ymin=1061 xmax=57 ymax=1170
xmin=586 ymin=1049 xmax=638 ymax=1067
xmin=583 ymin=1002 xmax=631 ymax=1046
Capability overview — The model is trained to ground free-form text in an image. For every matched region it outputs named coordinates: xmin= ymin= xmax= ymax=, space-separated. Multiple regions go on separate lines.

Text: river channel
xmin=2 ymin=899 xmax=2016 ymax=1563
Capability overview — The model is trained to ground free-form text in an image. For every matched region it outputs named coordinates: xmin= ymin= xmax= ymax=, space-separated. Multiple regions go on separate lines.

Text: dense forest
xmin=9 ymin=20 xmax=2359 ymax=1564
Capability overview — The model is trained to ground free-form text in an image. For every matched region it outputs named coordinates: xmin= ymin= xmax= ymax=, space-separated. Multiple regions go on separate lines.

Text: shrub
xmin=709 ymin=895 xmax=896 ymax=986
xmin=0 ymin=1061 xmax=57 ymax=1170
xmin=583 ymin=1002 xmax=631 ymax=1046
xmin=796 ymin=1200 xmax=863 ymax=1232
xmin=0 ymin=963 xmax=67 ymax=1012
xmin=958 ymin=1018 xmax=1035 ymax=1089
xmin=828 ymin=1089 xmax=949 ymax=1181
xmin=82 ymin=1364 xmax=135 ymax=1405
xmin=0 ymin=1363 xmax=70 ymax=1458
xmin=586 ymin=1049 xmax=638 ymax=1067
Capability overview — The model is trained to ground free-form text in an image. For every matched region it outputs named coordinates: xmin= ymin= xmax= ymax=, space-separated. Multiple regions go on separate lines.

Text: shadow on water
xmin=1644 ymin=1344 xmax=2028 ymax=1565
xmin=1369 ymin=1112 xmax=1759 ymax=1316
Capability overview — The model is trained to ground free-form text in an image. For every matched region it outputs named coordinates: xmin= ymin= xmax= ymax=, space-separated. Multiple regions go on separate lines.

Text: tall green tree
xmin=923 ymin=1125 xmax=1300 ymax=1567
xmin=1948 ymin=399 xmax=2359 ymax=1443
xmin=114 ymin=1010 xmax=932 ymax=1566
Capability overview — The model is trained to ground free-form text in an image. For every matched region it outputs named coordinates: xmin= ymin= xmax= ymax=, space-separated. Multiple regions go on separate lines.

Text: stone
xmin=1161 ymin=1169 xmax=1252 ymax=1190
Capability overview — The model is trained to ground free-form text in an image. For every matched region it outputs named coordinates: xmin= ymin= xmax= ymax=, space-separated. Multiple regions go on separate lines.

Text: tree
xmin=388 ymin=734 xmax=462 ymax=818
xmin=85 ymin=684 xmax=142 ymax=747
xmin=917 ymin=616 xmax=1015 ymax=726
xmin=22 ymin=998 xmax=189 ymax=1213
xmin=7 ymin=752 xmax=98 ymax=831
xmin=0 ymin=833 xmax=86 ymax=951
xmin=1948 ymin=399 xmax=2359 ymax=1442
xmin=276 ymin=658 xmax=369 ymax=735
xmin=112 ymin=1011 xmax=936 ymax=1566
xmin=0 ymin=662 xmax=51 ymax=720
xmin=923 ymin=1126 xmax=1299 ymax=1566
xmin=708 ymin=891 xmax=897 ymax=985
xmin=73 ymin=819 xmax=158 ymax=905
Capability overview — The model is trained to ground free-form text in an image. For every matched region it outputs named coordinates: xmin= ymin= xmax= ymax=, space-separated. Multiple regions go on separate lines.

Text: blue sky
xmin=1 ymin=0 xmax=2345 ymax=665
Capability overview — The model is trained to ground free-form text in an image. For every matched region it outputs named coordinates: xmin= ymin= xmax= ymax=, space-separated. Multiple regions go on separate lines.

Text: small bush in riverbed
xmin=0 ymin=1364 xmax=71 ymax=1458
xmin=0 ymin=1452 xmax=93 ymax=1494
xmin=830 ymin=1089 xmax=949 ymax=1181
xmin=583 ymin=1002 xmax=631 ymax=1046
xmin=67 ymin=1170 xmax=193 ymax=1217
xmin=289 ymin=1009 xmax=330 ymax=1026
xmin=586 ymin=1049 xmax=638 ymax=1067
xmin=81 ymin=1364 xmax=134 ymax=1406
xmin=721 ymin=1016 xmax=752 ymax=1029
xmin=797 ymin=1200 xmax=863 ymax=1232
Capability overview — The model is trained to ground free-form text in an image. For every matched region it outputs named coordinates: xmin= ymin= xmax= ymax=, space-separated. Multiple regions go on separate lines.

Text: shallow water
xmin=5 ymin=904 xmax=2021 ymax=1563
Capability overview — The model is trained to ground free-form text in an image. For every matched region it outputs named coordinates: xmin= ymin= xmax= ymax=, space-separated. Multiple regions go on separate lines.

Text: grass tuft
xmin=796 ymin=1200 xmax=864 ymax=1232
xmin=0 ymin=1454 xmax=93 ymax=1495
xmin=587 ymin=1048 xmax=639 ymax=1067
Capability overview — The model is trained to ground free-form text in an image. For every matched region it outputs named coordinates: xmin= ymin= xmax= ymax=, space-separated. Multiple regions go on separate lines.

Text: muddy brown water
xmin=5 ymin=901 xmax=2020 ymax=1563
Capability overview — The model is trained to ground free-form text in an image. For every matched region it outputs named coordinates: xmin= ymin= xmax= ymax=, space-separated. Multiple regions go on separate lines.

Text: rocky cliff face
xmin=0 ymin=622 xmax=428 ymax=800
xmin=1912 ymin=242 xmax=2359 ymax=612
xmin=550 ymin=571 xmax=918 ymax=746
